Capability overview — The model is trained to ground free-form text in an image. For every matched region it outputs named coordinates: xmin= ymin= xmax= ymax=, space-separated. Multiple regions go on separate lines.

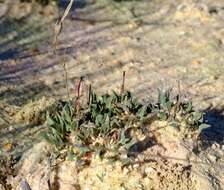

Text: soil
xmin=0 ymin=0 xmax=224 ymax=189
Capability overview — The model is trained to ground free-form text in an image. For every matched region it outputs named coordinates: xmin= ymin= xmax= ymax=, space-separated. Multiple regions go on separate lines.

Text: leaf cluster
xmin=44 ymin=89 xmax=205 ymax=163
xmin=154 ymin=89 xmax=204 ymax=130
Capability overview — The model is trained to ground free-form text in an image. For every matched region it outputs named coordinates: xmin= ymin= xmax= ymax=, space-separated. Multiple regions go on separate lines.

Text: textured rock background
xmin=0 ymin=0 xmax=224 ymax=189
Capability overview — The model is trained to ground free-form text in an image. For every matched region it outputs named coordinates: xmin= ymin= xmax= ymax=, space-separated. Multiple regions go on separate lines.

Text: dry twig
xmin=53 ymin=0 xmax=75 ymax=52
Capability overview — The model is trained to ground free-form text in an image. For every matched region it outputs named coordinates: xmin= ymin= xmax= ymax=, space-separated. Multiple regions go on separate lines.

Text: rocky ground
xmin=0 ymin=0 xmax=224 ymax=189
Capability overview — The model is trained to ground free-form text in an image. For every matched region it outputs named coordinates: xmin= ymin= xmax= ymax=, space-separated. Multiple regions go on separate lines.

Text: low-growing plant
xmin=44 ymin=101 xmax=77 ymax=146
xmin=44 ymin=87 xmax=205 ymax=165
xmin=154 ymin=89 xmax=205 ymax=131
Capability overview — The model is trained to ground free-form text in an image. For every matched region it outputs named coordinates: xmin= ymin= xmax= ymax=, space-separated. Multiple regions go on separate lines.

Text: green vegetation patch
xmin=43 ymin=88 xmax=206 ymax=165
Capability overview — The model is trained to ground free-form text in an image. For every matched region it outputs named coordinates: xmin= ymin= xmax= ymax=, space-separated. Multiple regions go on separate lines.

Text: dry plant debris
xmin=53 ymin=0 xmax=74 ymax=52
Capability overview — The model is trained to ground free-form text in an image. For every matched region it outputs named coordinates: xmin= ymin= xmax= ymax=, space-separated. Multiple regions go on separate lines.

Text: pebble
xmin=208 ymin=154 xmax=217 ymax=163
xmin=145 ymin=167 xmax=156 ymax=175
xmin=211 ymin=143 xmax=220 ymax=150
xmin=133 ymin=163 xmax=140 ymax=169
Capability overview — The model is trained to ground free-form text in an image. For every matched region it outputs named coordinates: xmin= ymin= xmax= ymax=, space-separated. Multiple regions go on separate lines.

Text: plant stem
xmin=63 ymin=61 xmax=70 ymax=100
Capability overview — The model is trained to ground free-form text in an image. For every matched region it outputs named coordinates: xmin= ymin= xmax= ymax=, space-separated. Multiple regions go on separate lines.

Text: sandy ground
xmin=0 ymin=0 xmax=224 ymax=189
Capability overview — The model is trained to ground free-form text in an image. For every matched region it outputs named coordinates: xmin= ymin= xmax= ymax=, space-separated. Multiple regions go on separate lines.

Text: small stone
xmin=211 ymin=143 xmax=219 ymax=150
xmin=133 ymin=163 xmax=140 ymax=169
xmin=145 ymin=167 xmax=156 ymax=175
xmin=208 ymin=154 xmax=217 ymax=163
xmin=2 ymin=143 xmax=13 ymax=152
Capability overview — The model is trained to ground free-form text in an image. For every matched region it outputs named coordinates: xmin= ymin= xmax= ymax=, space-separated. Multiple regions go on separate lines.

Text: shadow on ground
xmin=0 ymin=0 xmax=168 ymax=108
xmin=0 ymin=16 xmax=52 ymax=61
xmin=0 ymin=81 xmax=52 ymax=106
xmin=196 ymin=108 xmax=224 ymax=152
